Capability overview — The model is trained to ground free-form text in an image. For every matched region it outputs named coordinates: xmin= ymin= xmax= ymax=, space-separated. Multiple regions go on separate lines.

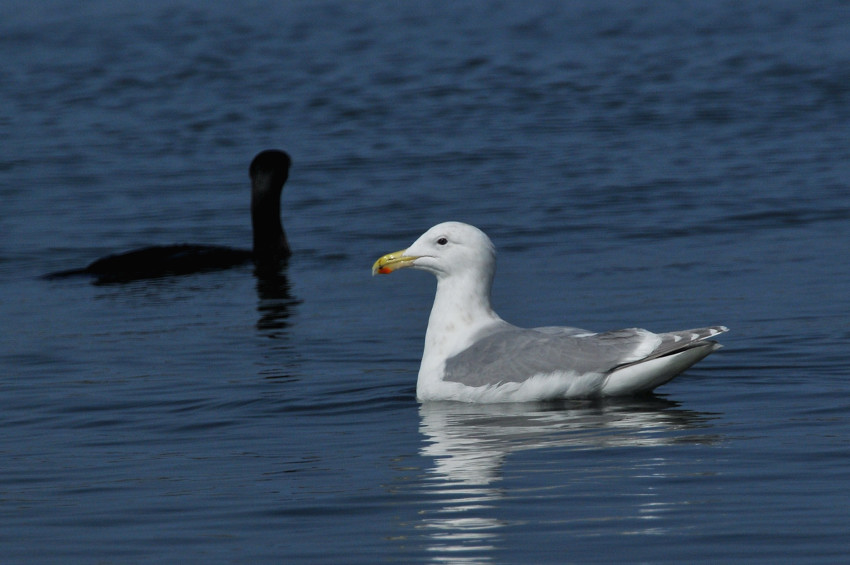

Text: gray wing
xmin=443 ymin=326 xmax=659 ymax=387
xmin=443 ymin=325 xmax=728 ymax=388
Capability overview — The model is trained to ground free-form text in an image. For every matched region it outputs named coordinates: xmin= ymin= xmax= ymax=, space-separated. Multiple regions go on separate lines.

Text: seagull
xmin=44 ymin=149 xmax=292 ymax=283
xmin=372 ymin=221 xmax=727 ymax=402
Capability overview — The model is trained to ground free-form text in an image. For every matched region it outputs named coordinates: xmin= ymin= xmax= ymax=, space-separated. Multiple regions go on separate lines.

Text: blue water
xmin=2 ymin=0 xmax=850 ymax=563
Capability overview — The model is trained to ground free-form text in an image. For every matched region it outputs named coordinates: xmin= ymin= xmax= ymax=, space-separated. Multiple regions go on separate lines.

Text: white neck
xmin=417 ymin=270 xmax=502 ymax=394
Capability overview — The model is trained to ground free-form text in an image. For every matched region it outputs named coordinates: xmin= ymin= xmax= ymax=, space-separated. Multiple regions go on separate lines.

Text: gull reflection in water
xmin=415 ymin=398 xmax=721 ymax=563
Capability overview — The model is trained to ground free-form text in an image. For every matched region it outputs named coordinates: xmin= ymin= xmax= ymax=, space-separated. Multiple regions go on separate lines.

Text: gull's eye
xmin=436 ymin=237 xmax=448 ymax=246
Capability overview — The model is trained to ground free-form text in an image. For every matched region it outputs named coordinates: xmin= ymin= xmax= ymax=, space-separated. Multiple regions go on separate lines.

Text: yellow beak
xmin=372 ymin=249 xmax=418 ymax=275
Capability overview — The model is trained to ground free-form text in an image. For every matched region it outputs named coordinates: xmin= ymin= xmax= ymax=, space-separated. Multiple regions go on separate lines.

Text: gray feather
xmin=444 ymin=324 xmax=728 ymax=388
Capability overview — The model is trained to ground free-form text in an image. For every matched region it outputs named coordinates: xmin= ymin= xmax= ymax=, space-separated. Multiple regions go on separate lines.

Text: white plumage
xmin=373 ymin=221 xmax=727 ymax=403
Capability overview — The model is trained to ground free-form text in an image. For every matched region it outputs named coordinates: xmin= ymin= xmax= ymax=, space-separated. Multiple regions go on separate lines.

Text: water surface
xmin=2 ymin=1 xmax=850 ymax=563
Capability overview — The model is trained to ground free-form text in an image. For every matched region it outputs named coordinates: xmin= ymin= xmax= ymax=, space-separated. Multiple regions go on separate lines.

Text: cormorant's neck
xmin=250 ymin=172 xmax=290 ymax=270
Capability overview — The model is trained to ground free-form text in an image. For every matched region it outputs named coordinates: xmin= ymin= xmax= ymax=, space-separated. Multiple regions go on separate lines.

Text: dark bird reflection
xmin=411 ymin=398 xmax=722 ymax=560
xmin=43 ymin=149 xmax=292 ymax=285
xmin=255 ymin=271 xmax=301 ymax=333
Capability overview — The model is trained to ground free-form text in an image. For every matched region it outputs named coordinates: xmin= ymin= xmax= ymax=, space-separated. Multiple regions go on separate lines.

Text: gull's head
xmin=372 ymin=221 xmax=496 ymax=279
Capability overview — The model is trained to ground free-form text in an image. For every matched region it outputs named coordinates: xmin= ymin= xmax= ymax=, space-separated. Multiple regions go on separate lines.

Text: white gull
xmin=373 ymin=221 xmax=727 ymax=403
